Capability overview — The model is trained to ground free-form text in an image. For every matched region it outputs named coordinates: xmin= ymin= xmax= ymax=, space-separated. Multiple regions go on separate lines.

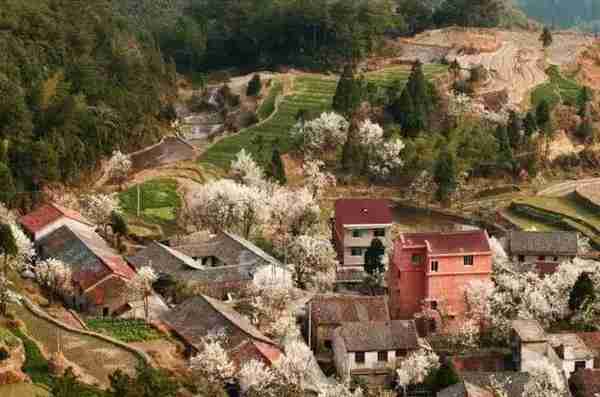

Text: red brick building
xmin=387 ymin=230 xmax=492 ymax=326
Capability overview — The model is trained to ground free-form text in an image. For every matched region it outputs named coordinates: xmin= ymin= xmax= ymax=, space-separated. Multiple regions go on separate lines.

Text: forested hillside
xmin=517 ymin=0 xmax=600 ymax=30
xmin=0 ymin=0 xmax=176 ymax=206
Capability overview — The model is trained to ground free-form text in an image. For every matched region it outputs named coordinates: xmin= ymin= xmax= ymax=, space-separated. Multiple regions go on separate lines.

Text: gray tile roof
xmin=310 ymin=294 xmax=390 ymax=325
xmin=437 ymin=372 xmax=531 ymax=397
xmin=508 ymin=231 xmax=578 ymax=256
xmin=512 ymin=319 xmax=547 ymax=343
xmin=334 ymin=320 xmax=418 ymax=352
xmin=161 ymin=295 xmax=275 ymax=351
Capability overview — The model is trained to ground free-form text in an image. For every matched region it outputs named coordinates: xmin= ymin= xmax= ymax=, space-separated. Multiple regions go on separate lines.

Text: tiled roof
xmin=19 ymin=203 xmax=93 ymax=234
xmin=437 ymin=372 xmax=531 ymax=397
xmin=512 ymin=319 xmax=547 ymax=343
xmin=161 ymin=295 xmax=276 ymax=351
xmin=334 ymin=320 xmax=418 ymax=352
xmin=571 ymin=369 xmax=600 ymax=397
xmin=230 ymin=339 xmax=282 ymax=369
xmin=334 ymin=199 xmax=393 ymax=232
xmin=336 ymin=269 xmax=367 ymax=283
xmin=396 ymin=230 xmax=491 ymax=255
xmin=577 ymin=332 xmax=600 ymax=353
xmin=548 ymin=333 xmax=596 ymax=361
xmin=508 ymin=231 xmax=578 ymax=256
xmin=84 ymin=275 xmax=128 ymax=306
xmin=310 ymin=294 xmax=390 ymax=325
xmin=127 ymin=241 xmax=203 ymax=274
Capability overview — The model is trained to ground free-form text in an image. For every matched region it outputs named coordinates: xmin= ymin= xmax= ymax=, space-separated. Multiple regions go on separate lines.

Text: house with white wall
xmin=332 ymin=320 xmax=419 ymax=387
xmin=19 ymin=202 xmax=94 ymax=241
xmin=507 ymin=231 xmax=578 ymax=275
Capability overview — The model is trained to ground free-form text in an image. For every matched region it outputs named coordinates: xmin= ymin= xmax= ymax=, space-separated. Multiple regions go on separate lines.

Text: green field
xmin=119 ymin=179 xmax=181 ymax=230
xmin=86 ymin=318 xmax=162 ymax=343
xmin=200 ymin=65 xmax=448 ymax=170
xmin=257 ymin=80 xmax=283 ymax=120
xmin=531 ymin=65 xmax=581 ymax=108
xmin=500 ymin=208 xmax=561 ymax=231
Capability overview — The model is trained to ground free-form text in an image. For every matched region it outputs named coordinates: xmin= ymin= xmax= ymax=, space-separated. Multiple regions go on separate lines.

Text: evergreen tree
xmin=341 ymin=124 xmax=364 ymax=173
xmin=268 ymin=148 xmax=287 ymax=185
xmin=540 ymin=26 xmax=553 ymax=48
xmin=507 ymin=110 xmax=523 ymax=148
xmin=0 ymin=162 xmax=16 ymax=205
xmin=0 ymin=223 xmax=17 ymax=273
xmin=332 ymin=64 xmax=362 ymax=116
xmin=577 ymin=86 xmax=593 ymax=116
xmin=425 ymin=361 xmax=460 ymax=392
xmin=523 ymin=111 xmax=538 ymax=137
xmin=111 ymin=212 xmax=128 ymax=250
xmin=364 ymin=238 xmax=385 ymax=276
xmin=569 ymin=272 xmax=596 ymax=312
xmin=433 ymin=146 xmax=457 ymax=202
xmin=51 ymin=368 xmax=100 ymax=397
xmin=496 ymin=124 xmax=515 ymax=169
xmin=577 ymin=114 xmax=595 ymax=141
xmin=536 ymin=99 xmax=552 ymax=133
xmin=392 ymin=60 xmax=433 ymax=136
xmin=449 ymin=59 xmax=461 ymax=80
xmin=108 ymin=364 xmax=180 ymax=397
xmin=246 ymin=73 xmax=262 ymax=97
xmin=30 ymin=140 xmax=59 ymax=187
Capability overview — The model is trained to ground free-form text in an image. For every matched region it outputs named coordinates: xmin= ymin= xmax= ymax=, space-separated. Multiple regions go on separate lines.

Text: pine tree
xmin=246 ymin=74 xmax=262 ymax=97
xmin=523 ymin=111 xmax=538 ymax=137
xmin=0 ymin=163 xmax=16 ymax=205
xmin=364 ymin=238 xmax=385 ymax=276
xmin=0 ymin=223 xmax=17 ymax=274
xmin=449 ymin=59 xmax=461 ymax=80
xmin=536 ymin=99 xmax=552 ymax=133
xmin=496 ymin=124 xmax=515 ymax=169
xmin=577 ymin=86 xmax=592 ymax=116
xmin=577 ymin=114 xmax=595 ymax=141
xmin=392 ymin=60 xmax=433 ymax=136
xmin=111 ymin=211 xmax=128 ymax=251
xmin=433 ymin=146 xmax=457 ymax=202
xmin=540 ymin=26 xmax=553 ymax=48
xmin=507 ymin=110 xmax=523 ymax=148
xmin=341 ymin=123 xmax=364 ymax=173
xmin=333 ymin=64 xmax=362 ymax=116
xmin=268 ymin=148 xmax=287 ymax=185
xmin=569 ymin=272 xmax=596 ymax=312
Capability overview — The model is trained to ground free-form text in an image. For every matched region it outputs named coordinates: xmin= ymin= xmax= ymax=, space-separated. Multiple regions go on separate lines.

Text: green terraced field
xmin=200 ymin=64 xmax=448 ymax=170
xmin=531 ymin=65 xmax=581 ymax=109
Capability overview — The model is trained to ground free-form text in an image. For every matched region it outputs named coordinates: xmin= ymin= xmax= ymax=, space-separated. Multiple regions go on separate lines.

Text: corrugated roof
xmin=334 ymin=320 xmax=418 ymax=352
xmin=334 ymin=199 xmax=393 ymax=234
xmin=19 ymin=203 xmax=93 ymax=235
xmin=508 ymin=231 xmax=578 ymax=256
xmin=396 ymin=230 xmax=490 ymax=255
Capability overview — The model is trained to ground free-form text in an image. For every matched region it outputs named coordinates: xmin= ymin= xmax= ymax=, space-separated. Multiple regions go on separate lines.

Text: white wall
xmin=341 ymin=226 xmax=391 ymax=268
xmin=547 ymin=346 xmax=594 ymax=379
xmin=345 ymin=350 xmax=399 ymax=372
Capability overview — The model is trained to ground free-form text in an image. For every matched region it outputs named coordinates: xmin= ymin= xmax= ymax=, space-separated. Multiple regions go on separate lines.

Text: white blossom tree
xmin=523 ymin=358 xmax=567 ymax=397
xmin=192 ymin=179 xmax=270 ymax=238
xmin=396 ymin=349 xmax=440 ymax=394
xmin=130 ymin=265 xmax=158 ymax=322
xmin=190 ymin=337 xmax=236 ymax=385
xmin=248 ymin=285 xmax=299 ymax=342
xmin=302 ymin=160 xmax=336 ymax=198
xmin=275 ymin=340 xmax=316 ymax=391
xmin=287 ymin=235 xmax=338 ymax=291
xmin=36 ymin=258 xmax=73 ymax=304
xmin=318 ymin=382 xmax=363 ymax=397
xmin=107 ymin=150 xmax=132 ymax=188
xmin=291 ymin=112 xmax=349 ymax=156
xmin=357 ymin=119 xmax=405 ymax=180
xmin=269 ymin=186 xmax=320 ymax=248
xmin=231 ymin=149 xmax=265 ymax=187
xmin=239 ymin=359 xmax=277 ymax=396
xmin=79 ymin=194 xmax=120 ymax=235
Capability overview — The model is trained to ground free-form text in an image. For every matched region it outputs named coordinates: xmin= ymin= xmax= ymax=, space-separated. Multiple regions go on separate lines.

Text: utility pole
xmin=137 ymin=184 xmax=141 ymax=217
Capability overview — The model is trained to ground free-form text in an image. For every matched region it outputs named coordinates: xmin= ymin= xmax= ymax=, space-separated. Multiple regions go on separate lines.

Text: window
xmin=351 ymin=248 xmax=363 ymax=256
xmin=352 ymin=229 xmax=365 ymax=238
xmin=395 ymin=349 xmax=407 ymax=358
xmin=574 ymin=361 xmax=586 ymax=372
xmin=518 ymin=255 xmax=525 ymax=262
xmin=430 ymin=261 xmax=439 ymax=272
xmin=464 ymin=255 xmax=474 ymax=266
xmin=102 ymin=307 xmax=109 ymax=317
xmin=411 ymin=254 xmax=422 ymax=265
xmin=538 ymin=255 xmax=546 ymax=261
xmin=553 ymin=256 xmax=559 ymax=262
xmin=431 ymin=301 xmax=438 ymax=310
xmin=324 ymin=340 xmax=332 ymax=350
xmin=378 ymin=351 xmax=388 ymax=362
xmin=374 ymin=229 xmax=386 ymax=237
xmin=355 ymin=352 xmax=365 ymax=364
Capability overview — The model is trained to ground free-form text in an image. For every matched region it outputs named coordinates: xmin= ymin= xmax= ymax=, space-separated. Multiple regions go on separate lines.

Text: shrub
xmin=246 ymin=74 xmax=262 ymax=97
xmin=0 ymin=347 xmax=9 ymax=361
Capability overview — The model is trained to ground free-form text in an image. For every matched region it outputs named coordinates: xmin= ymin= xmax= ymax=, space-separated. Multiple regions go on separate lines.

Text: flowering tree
xmin=239 ymin=359 xmax=277 ymax=397
xmin=275 ymin=340 xmax=316 ymax=391
xmin=269 ymin=187 xmax=320 ymax=252
xmin=192 ymin=179 xmax=270 ymax=238
xmin=130 ymin=265 xmax=158 ymax=322
xmin=80 ymin=194 xmax=120 ymax=235
xmin=190 ymin=337 xmax=236 ymax=385
xmin=248 ymin=285 xmax=299 ymax=342
xmin=318 ymin=382 xmax=363 ymax=397
xmin=396 ymin=349 xmax=440 ymax=393
xmin=107 ymin=150 xmax=132 ymax=188
xmin=0 ymin=275 xmax=14 ymax=315
xmin=291 ymin=112 xmax=349 ymax=156
xmin=36 ymin=258 xmax=73 ymax=304
xmin=231 ymin=149 xmax=265 ymax=187
xmin=287 ymin=235 xmax=337 ymax=291
xmin=523 ymin=358 xmax=566 ymax=397
xmin=302 ymin=160 xmax=336 ymax=198
xmin=357 ymin=119 xmax=405 ymax=180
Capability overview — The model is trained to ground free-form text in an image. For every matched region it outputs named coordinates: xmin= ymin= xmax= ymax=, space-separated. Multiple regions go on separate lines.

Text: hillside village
xmin=4 ymin=0 xmax=600 ymax=397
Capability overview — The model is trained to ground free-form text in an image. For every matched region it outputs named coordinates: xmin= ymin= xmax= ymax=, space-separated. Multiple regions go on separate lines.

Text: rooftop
xmin=19 ymin=203 xmax=93 ymax=235
xmin=310 ymin=294 xmax=390 ymax=325
xmin=508 ymin=231 xmax=578 ymax=256
xmin=438 ymin=372 xmax=531 ymax=397
xmin=396 ymin=230 xmax=491 ymax=256
xmin=548 ymin=333 xmax=596 ymax=361
xmin=334 ymin=199 xmax=393 ymax=230
xmin=512 ymin=319 xmax=547 ymax=343
xmin=334 ymin=320 xmax=418 ymax=352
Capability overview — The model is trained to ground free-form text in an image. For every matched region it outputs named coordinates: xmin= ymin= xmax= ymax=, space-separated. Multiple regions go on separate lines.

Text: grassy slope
xmin=531 ymin=65 xmax=581 ymax=108
xmin=200 ymin=64 xmax=448 ymax=170
xmin=86 ymin=318 xmax=162 ymax=343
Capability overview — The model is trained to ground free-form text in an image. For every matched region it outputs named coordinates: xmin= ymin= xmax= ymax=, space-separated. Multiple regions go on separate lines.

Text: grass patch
xmin=257 ymin=80 xmax=283 ymax=120
xmin=531 ymin=65 xmax=581 ymax=109
xmin=119 ymin=179 xmax=181 ymax=230
xmin=501 ymin=208 xmax=561 ymax=231
xmin=201 ymin=65 xmax=447 ymax=170
xmin=86 ymin=318 xmax=162 ymax=343
xmin=11 ymin=327 xmax=52 ymax=387
xmin=514 ymin=194 xmax=600 ymax=230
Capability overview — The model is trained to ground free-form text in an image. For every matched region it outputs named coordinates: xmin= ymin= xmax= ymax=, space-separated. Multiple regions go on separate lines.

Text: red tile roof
xmin=230 ymin=340 xmax=282 ymax=369
xmin=19 ymin=203 xmax=92 ymax=235
xmin=334 ymin=199 xmax=393 ymax=232
xmin=397 ymin=230 xmax=491 ymax=255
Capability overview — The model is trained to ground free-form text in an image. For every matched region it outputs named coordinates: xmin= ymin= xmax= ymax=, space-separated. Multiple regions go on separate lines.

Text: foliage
xmin=434 ymin=0 xmax=506 ymax=27
xmin=80 ymin=194 xmax=120 ymax=232
xmin=569 ymin=272 xmax=596 ymax=312
xmin=107 ymin=363 xmax=179 ymax=397
xmin=267 ymin=149 xmax=287 ymax=185
xmin=247 ymin=74 xmax=262 ymax=97
xmin=523 ymin=358 xmax=566 ymax=397
xmin=433 ymin=146 xmax=457 ymax=202
xmin=424 ymin=361 xmax=460 ymax=392
xmin=539 ymin=26 xmax=553 ymax=48
xmin=86 ymin=318 xmax=162 ymax=343
xmin=0 ymin=223 xmax=18 ymax=266
xmin=287 ymin=235 xmax=338 ymax=291
xmin=531 ymin=66 xmax=582 ymax=109
xmin=0 ymin=163 xmax=16 ymax=205
xmin=291 ymin=112 xmax=350 ymax=155
xmin=35 ymin=258 xmax=73 ymax=303
xmin=231 ymin=149 xmax=265 ymax=187
xmin=51 ymin=367 xmax=104 ymax=397
xmin=10 ymin=326 xmax=52 ymax=386
xmin=302 ymin=160 xmax=335 ymax=198
xmin=364 ymin=238 xmax=386 ymax=276
xmin=396 ymin=349 xmax=440 ymax=389
xmin=332 ymin=65 xmax=363 ymax=116
xmin=257 ymin=81 xmax=283 ymax=121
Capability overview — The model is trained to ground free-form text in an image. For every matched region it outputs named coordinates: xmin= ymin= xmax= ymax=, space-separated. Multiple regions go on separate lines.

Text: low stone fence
xmin=20 ymin=298 xmax=153 ymax=367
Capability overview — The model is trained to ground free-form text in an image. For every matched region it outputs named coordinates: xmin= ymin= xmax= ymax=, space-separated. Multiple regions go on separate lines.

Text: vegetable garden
xmin=86 ymin=318 xmax=163 ymax=343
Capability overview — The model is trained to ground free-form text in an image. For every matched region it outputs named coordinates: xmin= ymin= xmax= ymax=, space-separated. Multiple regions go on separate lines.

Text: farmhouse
xmin=507 ymin=231 xmax=578 ymax=274
xmin=308 ymin=294 xmax=390 ymax=353
xmin=332 ymin=320 xmax=419 ymax=387
xmin=387 ymin=230 xmax=492 ymax=327
xmin=332 ymin=199 xmax=393 ymax=272
xmin=161 ymin=294 xmax=282 ymax=365
xmin=437 ymin=372 xmax=532 ymax=397
xmin=19 ymin=202 xmax=94 ymax=241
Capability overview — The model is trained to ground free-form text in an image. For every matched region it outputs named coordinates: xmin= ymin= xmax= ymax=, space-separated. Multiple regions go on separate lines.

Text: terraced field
xmin=200 ymin=65 xmax=447 ymax=170
xmin=531 ymin=65 xmax=582 ymax=109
